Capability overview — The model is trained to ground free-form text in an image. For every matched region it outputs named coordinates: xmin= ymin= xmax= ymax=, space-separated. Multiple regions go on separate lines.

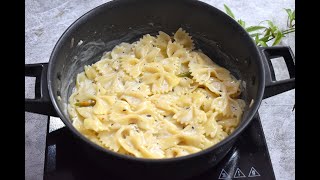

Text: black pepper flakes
xmin=146 ymin=114 xmax=151 ymax=117
xmin=123 ymin=109 xmax=127 ymax=112
xmin=192 ymin=126 xmax=194 ymax=129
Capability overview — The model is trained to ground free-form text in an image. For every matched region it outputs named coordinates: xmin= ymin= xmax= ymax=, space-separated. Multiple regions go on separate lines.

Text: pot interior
xmin=49 ymin=0 xmax=263 ymax=145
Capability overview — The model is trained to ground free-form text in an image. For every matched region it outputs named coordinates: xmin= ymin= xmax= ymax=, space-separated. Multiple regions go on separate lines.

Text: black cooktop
xmin=43 ymin=114 xmax=276 ymax=180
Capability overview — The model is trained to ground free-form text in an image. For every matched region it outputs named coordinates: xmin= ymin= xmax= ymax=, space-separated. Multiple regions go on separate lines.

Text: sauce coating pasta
xmin=68 ymin=28 xmax=245 ymax=158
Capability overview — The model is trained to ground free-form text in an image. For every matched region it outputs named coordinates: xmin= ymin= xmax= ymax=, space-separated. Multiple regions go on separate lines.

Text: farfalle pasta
xmin=68 ymin=28 xmax=246 ymax=159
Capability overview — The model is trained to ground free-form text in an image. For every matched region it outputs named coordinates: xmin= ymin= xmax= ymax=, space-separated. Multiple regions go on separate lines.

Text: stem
xmin=283 ymin=27 xmax=295 ymax=32
xmin=289 ymin=20 xmax=292 ymax=28
xmin=266 ymin=28 xmax=295 ymax=42
xmin=283 ymin=28 xmax=295 ymax=34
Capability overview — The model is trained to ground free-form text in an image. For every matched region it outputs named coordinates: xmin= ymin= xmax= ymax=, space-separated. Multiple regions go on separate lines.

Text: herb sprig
xmin=223 ymin=4 xmax=295 ymax=47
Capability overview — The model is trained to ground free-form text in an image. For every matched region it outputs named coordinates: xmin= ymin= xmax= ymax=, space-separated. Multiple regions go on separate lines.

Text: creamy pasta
xmin=68 ymin=28 xmax=245 ymax=158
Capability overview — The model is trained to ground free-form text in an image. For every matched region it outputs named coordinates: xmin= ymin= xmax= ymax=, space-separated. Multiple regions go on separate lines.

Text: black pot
xmin=25 ymin=0 xmax=295 ymax=179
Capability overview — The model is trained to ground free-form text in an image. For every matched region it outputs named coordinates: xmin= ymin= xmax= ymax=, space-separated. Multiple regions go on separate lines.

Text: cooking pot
xmin=25 ymin=0 xmax=295 ymax=179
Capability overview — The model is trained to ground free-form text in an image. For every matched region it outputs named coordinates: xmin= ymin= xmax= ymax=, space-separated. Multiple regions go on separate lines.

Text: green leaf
xmin=224 ymin=4 xmax=235 ymax=19
xmin=238 ymin=19 xmax=246 ymax=28
xmin=246 ymin=26 xmax=266 ymax=32
xmin=284 ymin=8 xmax=293 ymax=19
xmin=255 ymin=34 xmax=260 ymax=44
xmin=272 ymin=31 xmax=283 ymax=46
xmin=264 ymin=29 xmax=271 ymax=37
xmin=260 ymin=20 xmax=278 ymax=33
xmin=259 ymin=41 xmax=268 ymax=47
xmin=250 ymin=33 xmax=261 ymax=37
xmin=259 ymin=20 xmax=270 ymax=25
xmin=267 ymin=21 xmax=278 ymax=32
xmin=267 ymin=20 xmax=275 ymax=27
xmin=259 ymin=29 xmax=271 ymax=42
xmin=290 ymin=10 xmax=295 ymax=27
xmin=284 ymin=8 xmax=295 ymax=27
xmin=292 ymin=10 xmax=295 ymax=19
xmin=260 ymin=35 xmax=270 ymax=42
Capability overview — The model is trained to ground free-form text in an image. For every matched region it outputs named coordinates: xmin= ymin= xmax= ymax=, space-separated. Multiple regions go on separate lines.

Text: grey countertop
xmin=25 ymin=0 xmax=295 ymax=179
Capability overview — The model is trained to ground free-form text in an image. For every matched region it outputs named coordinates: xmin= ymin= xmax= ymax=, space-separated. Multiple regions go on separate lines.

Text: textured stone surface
xmin=25 ymin=0 xmax=295 ymax=179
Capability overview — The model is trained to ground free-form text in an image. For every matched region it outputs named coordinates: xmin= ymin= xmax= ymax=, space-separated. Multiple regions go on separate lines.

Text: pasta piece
xmin=144 ymin=47 xmax=161 ymax=63
xmin=98 ymin=130 xmax=121 ymax=151
xmin=155 ymin=57 xmax=179 ymax=74
xmin=133 ymin=34 xmax=157 ymax=59
xmin=83 ymin=116 xmax=109 ymax=132
xmin=92 ymin=59 xmax=114 ymax=75
xmin=172 ymin=77 xmax=199 ymax=95
xmin=210 ymin=95 xmax=229 ymax=116
xmin=111 ymin=42 xmax=133 ymax=59
xmin=124 ymin=81 xmax=151 ymax=96
xmin=182 ymin=124 xmax=205 ymax=136
xmin=76 ymin=106 xmax=94 ymax=119
xmin=173 ymin=92 xmax=207 ymax=124
xmin=155 ymin=31 xmax=171 ymax=57
xmin=94 ymin=71 xmax=128 ymax=94
xmin=224 ymin=78 xmax=241 ymax=96
xmin=136 ymin=34 xmax=156 ymax=46
xmin=84 ymin=65 xmax=99 ymax=80
xmin=203 ymin=112 xmax=223 ymax=138
xmin=205 ymin=77 xmax=226 ymax=95
xmin=72 ymin=118 xmax=101 ymax=144
xmin=173 ymin=105 xmax=207 ymax=125
xmin=109 ymin=101 xmax=159 ymax=131
xmin=120 ymin=91 xmax=146 ymax=108
xmin=142 ymin=63 xmax=180 ymax=93
xmin=95 ymin=82 xmax=107 ymax=96
xmin=120 ymin=56 xmax=144 ymax=78
xmin=165 ymin=145 xmax=201 ymax=158
xmin=101 ymin=51 xmax=111 ymax=60
xmin=116 ymin=126 xmax=143 ymax=157
xmin=173 ymin=28 xmax=194 ymax=50
xmin=167 ymin=41 xmax=187 ymax=58
xmin=149 ymin=94 xmax=179 ymax=116
xmin=92 ymin=95 xmax=116 ymax=115
xmin=191 ymin=51 xmax=215 ymax=66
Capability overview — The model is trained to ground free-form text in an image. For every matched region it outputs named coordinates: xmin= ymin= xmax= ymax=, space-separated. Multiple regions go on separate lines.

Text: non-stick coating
xmin=48 ymin=0 xmax=264 ymax=179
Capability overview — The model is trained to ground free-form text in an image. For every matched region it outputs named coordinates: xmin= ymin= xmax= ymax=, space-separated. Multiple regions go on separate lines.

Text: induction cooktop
xmin=43 ymin=114 xmax=276 ymax=180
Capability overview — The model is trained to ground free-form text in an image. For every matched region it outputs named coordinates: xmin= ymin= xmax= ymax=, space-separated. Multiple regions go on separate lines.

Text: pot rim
xmin=48 ymin=0 xmax=265 ymax=163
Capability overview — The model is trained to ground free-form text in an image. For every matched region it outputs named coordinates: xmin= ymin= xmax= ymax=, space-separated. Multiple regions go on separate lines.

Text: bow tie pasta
xmin=68 ymin=28 xmax=246 ymax=159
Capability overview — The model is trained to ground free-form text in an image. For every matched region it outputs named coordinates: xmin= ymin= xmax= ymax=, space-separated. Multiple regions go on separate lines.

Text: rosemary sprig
xmin=224 ymin=4 xmax=295 ymax=47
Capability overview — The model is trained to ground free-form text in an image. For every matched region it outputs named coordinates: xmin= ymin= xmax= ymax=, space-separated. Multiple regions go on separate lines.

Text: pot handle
xmin=259 ymin=46 xmax=295 ymax=99
xmin=25 ymin=63 xmax=58 ymax=116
